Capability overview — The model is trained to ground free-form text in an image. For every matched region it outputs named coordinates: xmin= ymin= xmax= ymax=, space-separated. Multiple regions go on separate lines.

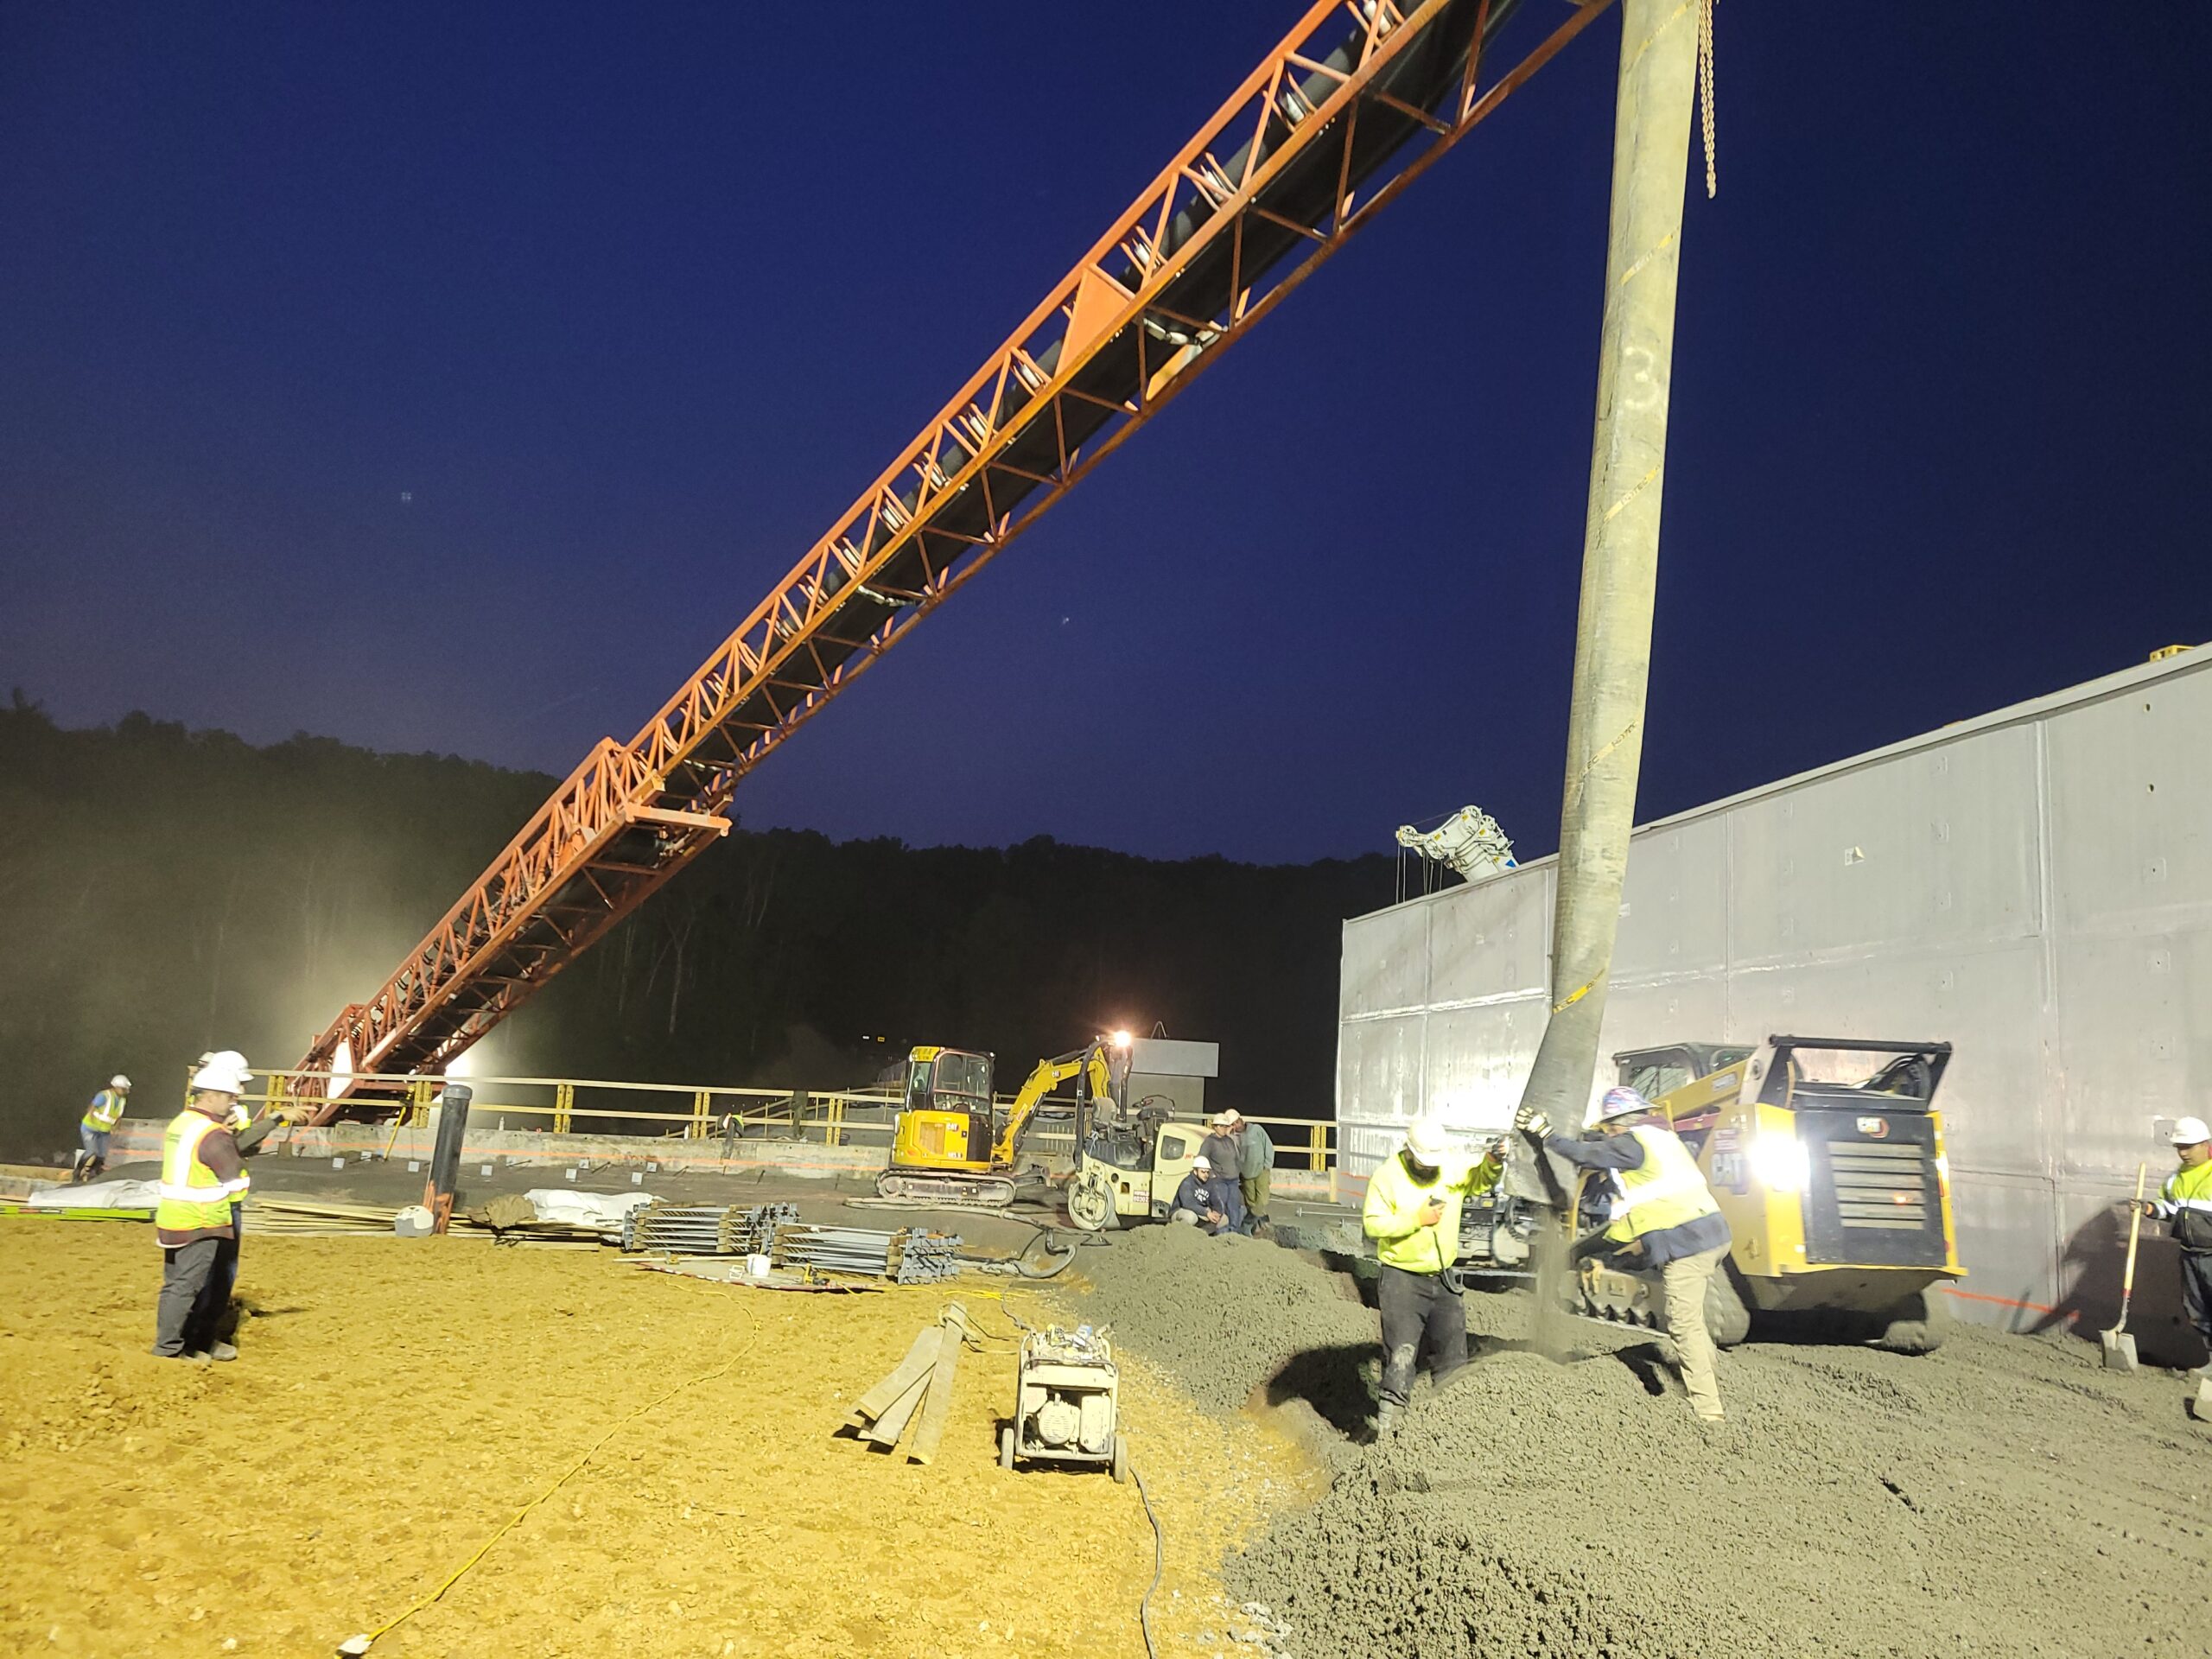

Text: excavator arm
xmin=993 ymin=1039 xmax=1129 ymax=1166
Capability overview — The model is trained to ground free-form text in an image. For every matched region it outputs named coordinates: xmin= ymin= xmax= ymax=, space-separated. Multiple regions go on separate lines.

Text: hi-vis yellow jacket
xmin=1602 ymin=1126 xmax=1722 ymax=1245
xmin=1363 ymin=1147 xmax=1500 ymax=1274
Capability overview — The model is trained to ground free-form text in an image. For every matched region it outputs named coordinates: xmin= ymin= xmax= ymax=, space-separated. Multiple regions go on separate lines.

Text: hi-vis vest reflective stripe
xmin=2158 ymin=1159 xmax=2212 ymax=1213
xmin=81 ymin=1090 xmax=126 ymax=1132
xmin=1604 ymin=1126 xmax=1721 ymax=1243
xmin=154 ymin=1112 xmax=245 ymax=1236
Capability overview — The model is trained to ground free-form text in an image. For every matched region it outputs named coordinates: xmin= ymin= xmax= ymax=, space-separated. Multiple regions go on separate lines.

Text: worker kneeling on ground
xmin=1517 ymin=1086 xmax=1732 ymax=1423
xmin=73 ymin=1073 xmax=130 ymax=1184
xmin=151 ymin=1051 xmax=254 ymax=1363
xmin=2133 ymin=1115 xmax=2212 ymax=1373
xmin=1171 ymin=1154 xmax=1245 ymax=1236
xmin=1362 ymin=1117 xmax=1503 ymax=1440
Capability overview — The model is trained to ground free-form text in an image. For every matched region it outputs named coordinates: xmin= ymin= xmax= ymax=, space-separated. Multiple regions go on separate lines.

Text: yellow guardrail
xmin=188 ymin=1065 xmax=1342 ymax=1169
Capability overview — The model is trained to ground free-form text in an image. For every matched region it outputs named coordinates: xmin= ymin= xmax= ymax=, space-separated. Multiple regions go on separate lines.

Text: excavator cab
xmin=889 ymin=1046 xmax=997 ymax=1173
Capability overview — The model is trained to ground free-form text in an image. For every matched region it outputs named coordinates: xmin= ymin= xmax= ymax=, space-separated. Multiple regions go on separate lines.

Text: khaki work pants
xmin=1240 ymin=1169 xmax=1270 ymax=1224
xmin=1660 ymin=1243 xmax=1728 ymax=1420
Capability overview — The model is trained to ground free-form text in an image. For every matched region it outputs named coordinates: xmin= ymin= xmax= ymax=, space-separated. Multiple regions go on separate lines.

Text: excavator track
xmin=874 ymin=1170 xmax=1020 ymax=1208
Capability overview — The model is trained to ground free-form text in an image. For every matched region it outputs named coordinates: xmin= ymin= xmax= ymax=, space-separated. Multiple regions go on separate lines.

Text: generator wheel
xmin=999 ymin=1424 xmax=1017 ymax=1471
xmin=1109 ymin=1433 xmax=1128 ymax=1485
xmin=1705 ymin=1261 xmax=1754 ymax=1350
xmin=1067 ymin=1174 xmax=1118 ymax=1233
xmin=1875 ymin=1287 xmax=1951 ymax=1355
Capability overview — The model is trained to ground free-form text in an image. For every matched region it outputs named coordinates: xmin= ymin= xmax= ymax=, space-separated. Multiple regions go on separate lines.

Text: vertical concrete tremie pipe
xmin=1506 ymin=0 xmax=1699 ymax=1196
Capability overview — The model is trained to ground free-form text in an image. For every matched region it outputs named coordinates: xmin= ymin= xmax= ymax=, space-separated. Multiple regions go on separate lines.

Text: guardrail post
xmin=553 ymin=1082 xmax=575 ymax=1135
xmin=691 ymin=1089 xmax=711 ymax=1139
xmin=828 ymin=1097 xmax=845 ymax=1148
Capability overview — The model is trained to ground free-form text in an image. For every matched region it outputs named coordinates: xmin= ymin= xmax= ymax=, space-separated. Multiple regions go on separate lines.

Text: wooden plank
xmin=849 ymin=1325 xmax=944 ymax=1425
xmin=906 ymin=1320 xmax=963 ymax=1466
xmin=861 ymin=1371 xmax=931 ymax=1449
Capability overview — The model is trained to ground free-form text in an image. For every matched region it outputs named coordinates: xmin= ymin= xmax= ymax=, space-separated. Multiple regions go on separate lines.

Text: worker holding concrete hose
xmin=1516 ymin=1087 xmax=1731 ymax=1423
xmin=73 ymin=1074 xmax=131 ymax=1183
xmin=2133 ymin=1116 xmax=2212 ymax=1369
xmin=1361 ymin=1118 xmax=1503 ymax=1440
xmin=150 ymin=1051 xmax=254 ymax=1363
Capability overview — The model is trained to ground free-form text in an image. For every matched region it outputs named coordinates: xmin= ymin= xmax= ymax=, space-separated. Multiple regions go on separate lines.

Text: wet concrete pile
xmin=1067 ymin=1222 xmax=1376 ymax=1417
xmin=1075 ymin=1229 xmax=2212 ymax=1659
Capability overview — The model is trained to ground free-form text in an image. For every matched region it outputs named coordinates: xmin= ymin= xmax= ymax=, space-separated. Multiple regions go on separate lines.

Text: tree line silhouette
xmin=1 ymin=691 xmax=1393 ymax=1156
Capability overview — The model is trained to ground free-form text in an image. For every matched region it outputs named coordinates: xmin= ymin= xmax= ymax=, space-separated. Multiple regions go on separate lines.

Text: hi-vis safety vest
xmin=1363 ymin=1148 xmax=1499 ymax=1274
xmin=81 ymin=1090 xmax=126 ymax=1133
xmin=1603 ymin=1125 xmax=1721 ymax=1245
xmin=2156 ymin=1159 xmax=2212 ymax=1252
xmin=154 ymin=1112 xmax=245 ymax=1237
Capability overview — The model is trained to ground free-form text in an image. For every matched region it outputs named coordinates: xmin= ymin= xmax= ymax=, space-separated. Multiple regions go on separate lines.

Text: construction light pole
xmin=1509 ymin=0 xmax=1700 ymax=1185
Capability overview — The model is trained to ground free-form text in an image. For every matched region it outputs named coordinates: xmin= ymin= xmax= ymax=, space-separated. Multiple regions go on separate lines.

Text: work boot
xmin=152 ymin=1347 xmax=210 ymax=1365
xmin=208 ymin=1342 xmax=239 ymax=1362
xmin=1374 ymin=1402 xmax=1402 ymax=1442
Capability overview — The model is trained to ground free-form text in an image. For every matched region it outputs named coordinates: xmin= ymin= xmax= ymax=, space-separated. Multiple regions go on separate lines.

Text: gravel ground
xmin=1068 ymin=1222 xmax=2212 ymax=1659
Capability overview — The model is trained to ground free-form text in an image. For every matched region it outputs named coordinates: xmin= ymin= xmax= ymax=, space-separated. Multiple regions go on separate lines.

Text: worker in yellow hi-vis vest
xmin=73 ymin=1074 xmax=131 ymax=1183
xmin=1518 ymin=1086 xmax=1732 ymax=1423
xmin=151 ymin=1052 xmax=253 ymax=1362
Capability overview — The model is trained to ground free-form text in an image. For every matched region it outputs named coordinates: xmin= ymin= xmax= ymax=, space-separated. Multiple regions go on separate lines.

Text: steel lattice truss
xmin=298 ymin=0 xmax=1617 ymax=1119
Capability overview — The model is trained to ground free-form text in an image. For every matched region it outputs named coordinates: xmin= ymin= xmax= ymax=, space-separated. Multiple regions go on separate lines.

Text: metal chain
xmin=1697 ymin=0 xmax=1719 ymax=198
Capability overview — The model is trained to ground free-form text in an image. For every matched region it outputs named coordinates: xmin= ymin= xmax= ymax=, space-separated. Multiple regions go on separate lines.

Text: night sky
xmin=4 ymin=3 xmax=2206 ymax=866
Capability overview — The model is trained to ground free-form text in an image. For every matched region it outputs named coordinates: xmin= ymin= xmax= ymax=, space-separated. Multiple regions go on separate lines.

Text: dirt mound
xmin=1065 ymin=1222 xmax=1376 ymax=1415
xmin=1228 ymin=1300 xmax=2212 ymax=1659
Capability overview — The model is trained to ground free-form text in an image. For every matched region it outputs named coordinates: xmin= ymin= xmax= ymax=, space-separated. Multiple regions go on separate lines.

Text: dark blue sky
xmin=4 ymin=3 xmax=2206 ymax=864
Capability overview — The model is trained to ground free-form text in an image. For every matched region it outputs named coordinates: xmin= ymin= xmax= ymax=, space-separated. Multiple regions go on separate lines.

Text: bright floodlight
xmin=1110 ymin=1029 xmax=1133 ymax=1048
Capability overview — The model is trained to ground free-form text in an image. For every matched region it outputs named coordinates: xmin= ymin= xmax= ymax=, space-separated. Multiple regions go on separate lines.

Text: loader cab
xmin=1612 ymin=1042 xmax=1754 ymax=1133
xmin=905 ymin=1046 xmax=995 ymax=1116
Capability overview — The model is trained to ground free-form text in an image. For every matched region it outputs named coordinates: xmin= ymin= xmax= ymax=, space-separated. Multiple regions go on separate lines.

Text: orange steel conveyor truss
xmin=296 ymin=0 xmax=1616 ymax=1120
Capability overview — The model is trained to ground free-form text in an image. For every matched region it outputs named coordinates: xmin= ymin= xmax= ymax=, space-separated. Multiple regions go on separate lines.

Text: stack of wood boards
xmin=245 ymin=1194 xmax=409 ymax=1236
xmin=845 ymin=1304 xmax=983 ymax=1464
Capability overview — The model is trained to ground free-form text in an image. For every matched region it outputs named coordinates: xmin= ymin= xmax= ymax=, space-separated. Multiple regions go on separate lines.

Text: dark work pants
xmin=1378 ymin=1263 xmax=1465 ymax=1410
xmin=213 ymin=1204 xmax=244 ymax=1336
xmin=2181 ymin=1251 xmax=2212 ymax=1351
xmin=155 ymin=1237 xmax=226 ymax=1357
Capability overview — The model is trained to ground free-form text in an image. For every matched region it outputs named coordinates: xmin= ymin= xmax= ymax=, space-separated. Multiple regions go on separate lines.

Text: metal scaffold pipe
xmin=1509 ymin=0 xmax=1698 ymax=1178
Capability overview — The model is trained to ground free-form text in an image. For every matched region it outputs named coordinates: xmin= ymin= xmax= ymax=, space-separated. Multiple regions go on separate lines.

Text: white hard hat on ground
xmin=1191 ymin=1155 xmax=1211 ymax=1173
xmin=1405 ymin=1118 xmax=1449 ymax=1163
xmin=109 ymin=1074 xmax=131 ymax=1091
xmin=2172 ymin=1116 xmax=2211 ymax=1147
xmin=191 ymin=1050 xmax=253 ymax=1096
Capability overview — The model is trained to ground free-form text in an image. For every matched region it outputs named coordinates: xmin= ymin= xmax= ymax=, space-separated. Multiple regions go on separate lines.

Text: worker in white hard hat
xmin=1170 ymin=1154 xmax=1245 ymax=1236
xmin=2132 ymin=1116 xmax=2212 ymax=1366
xmin=1198 ymin=1112 xmax=1243 ymax=1212
xmin=150 ymin=1051 xmax=253 ymax=1362
xmin=1517 ymin=1086 xmax=1732 ymax=1422
xmin=73 ymin=1074 xmax=132 ymax=1184
xmin=1361 ymin=1117 xmax=1504 ymax=1439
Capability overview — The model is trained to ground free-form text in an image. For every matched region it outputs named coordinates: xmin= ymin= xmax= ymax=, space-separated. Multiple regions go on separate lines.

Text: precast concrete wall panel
xmin=1338 ymin=647 xmax=2210 ymax=1342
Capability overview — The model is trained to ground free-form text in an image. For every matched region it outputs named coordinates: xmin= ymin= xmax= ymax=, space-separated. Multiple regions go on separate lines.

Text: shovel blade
xmin=2100 ymin=1327 xmax=2139 ymax=1372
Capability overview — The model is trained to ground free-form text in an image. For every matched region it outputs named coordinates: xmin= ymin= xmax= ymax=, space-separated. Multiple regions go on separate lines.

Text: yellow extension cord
xmin=340 ymin=1291 xmax=761 ymax=1654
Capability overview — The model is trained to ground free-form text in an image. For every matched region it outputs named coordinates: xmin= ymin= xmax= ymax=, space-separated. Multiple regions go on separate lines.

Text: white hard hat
xmin=1405 ymin=1118 xmax=1449 ymax=1162
xmin=2173 ymin=1116 xmax=2211 ymax=1147
xmin=109 ymin=1074 xmax=131 ymax=1091
xmin=191 ymin=1050 xmax=254 ymax=1096
xmin=1191 ymin=1154 xmax=1211 ymax=1173
xmin=1211 ymin=1109 xmax=1241 ymax=1128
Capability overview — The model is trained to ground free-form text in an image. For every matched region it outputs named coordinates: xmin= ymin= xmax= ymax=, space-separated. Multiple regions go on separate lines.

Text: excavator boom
xmin=296 ymin=0 xmax=1616 ymax=1118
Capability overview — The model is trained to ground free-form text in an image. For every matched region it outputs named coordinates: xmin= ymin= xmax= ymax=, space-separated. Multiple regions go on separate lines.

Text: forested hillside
xmin=0 ymin=694 xmax=1393 ymax=1154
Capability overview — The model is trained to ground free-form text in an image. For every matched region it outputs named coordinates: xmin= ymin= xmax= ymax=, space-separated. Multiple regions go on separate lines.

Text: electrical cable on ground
xmin=336 ymin=1291 xmax=760 ymax=1656
xmin=1128 ymin=1459 xmax=1166 ymax=1659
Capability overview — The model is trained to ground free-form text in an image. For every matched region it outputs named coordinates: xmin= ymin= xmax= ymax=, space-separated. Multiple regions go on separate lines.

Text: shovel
xmin=2101 ymin=1163 xmax=2147 ymax=1373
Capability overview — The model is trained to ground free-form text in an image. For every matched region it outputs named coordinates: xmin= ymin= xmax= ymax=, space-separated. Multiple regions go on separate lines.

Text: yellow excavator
xmin=874 ymin=1033 xmax=1132 ymax=1206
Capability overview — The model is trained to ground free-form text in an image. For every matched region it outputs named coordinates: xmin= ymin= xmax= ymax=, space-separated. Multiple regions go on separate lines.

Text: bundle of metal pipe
xmin=625 ymin=1201 xmax=801 ymax=1255
xmin=891 ymin=1231 xmax=963 ymax=1286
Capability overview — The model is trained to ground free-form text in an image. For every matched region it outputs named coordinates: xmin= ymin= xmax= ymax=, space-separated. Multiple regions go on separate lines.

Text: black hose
xmin=1129 ymin=1459 xmax=1166 ymax=1659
